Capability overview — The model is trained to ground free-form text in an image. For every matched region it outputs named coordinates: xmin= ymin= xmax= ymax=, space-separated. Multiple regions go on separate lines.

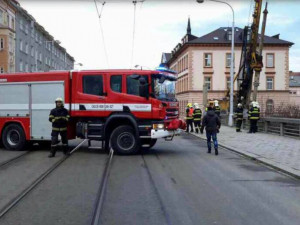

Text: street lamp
xmin=196 ymin=0 xmax=235 ymax=127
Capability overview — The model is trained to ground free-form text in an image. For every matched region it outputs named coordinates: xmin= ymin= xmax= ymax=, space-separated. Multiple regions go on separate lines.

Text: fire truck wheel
xmin=110 ymin=125 xmax=139 ymax=155
xmin=2 ymin=124 xmax=26 ymax=151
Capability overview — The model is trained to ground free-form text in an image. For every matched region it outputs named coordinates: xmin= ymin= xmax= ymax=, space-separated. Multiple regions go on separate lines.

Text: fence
xmin=223 ymin=116 xmax=300 ymax=139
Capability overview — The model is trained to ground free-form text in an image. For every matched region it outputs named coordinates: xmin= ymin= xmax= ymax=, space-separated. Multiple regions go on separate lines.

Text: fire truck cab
xmin=0 ymin=70 xmax=183 ymax=154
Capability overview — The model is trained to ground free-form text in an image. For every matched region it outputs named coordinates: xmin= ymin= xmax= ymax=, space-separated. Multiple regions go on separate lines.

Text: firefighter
xmin=235 ymin=103 xmax=243 ymax=132
xmin=48 ymin=97 xmax=70 ymax=157
xmin=185 ymin=103 xmax=194 ymax=133
xmin=193 ymin=103 xmax=202 ymax=134
xmin=200 ymin=106 xmax=221 ymax=155
xmin=213 ymin=100 xmax=221 ymax=117
xmin=248 ymin=101 xmax=260 ymax=134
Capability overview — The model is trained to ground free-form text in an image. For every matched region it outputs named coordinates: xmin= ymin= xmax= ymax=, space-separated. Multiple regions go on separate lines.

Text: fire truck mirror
xmin=159 ymin=76 xmax=166 ymax=84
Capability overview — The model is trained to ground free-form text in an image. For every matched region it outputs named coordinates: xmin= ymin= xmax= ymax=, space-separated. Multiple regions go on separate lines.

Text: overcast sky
xmin=18 ymin=0 xmax=300 ymax=71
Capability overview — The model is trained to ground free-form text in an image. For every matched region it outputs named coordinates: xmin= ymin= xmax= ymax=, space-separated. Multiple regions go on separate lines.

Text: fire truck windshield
xmin=151 ymin=74 xmax=176 ymax=102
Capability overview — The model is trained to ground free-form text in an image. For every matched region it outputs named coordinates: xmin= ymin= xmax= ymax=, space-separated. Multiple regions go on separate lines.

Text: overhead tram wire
xmin=130 ymin=0 xmax=145 ymax=68
xmin=94 ymin=0 xmax=110 ymax=68
xmin=131 ymin=1 xmax=137 ymax=68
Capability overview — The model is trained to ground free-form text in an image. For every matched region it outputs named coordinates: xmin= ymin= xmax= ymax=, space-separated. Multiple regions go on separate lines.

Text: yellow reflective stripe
xmin=49 ymin=115 xmax=54 ymax=118
xmin=194 ymin=119 xmax=201 ymax=121
xmin=52 ymin=127 xmax=67 ymax=131
xmin=250 ymin=117 xmax=259 ymax=120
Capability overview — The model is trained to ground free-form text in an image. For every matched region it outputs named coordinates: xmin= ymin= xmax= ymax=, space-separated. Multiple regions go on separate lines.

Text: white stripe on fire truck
xmin=0 ymin=104 xmax=70 ymax=110
xmin=71 ymin=103 xmax=152 ymax=112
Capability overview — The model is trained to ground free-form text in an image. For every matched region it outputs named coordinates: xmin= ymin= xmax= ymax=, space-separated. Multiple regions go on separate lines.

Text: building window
xmin=20 ymin=40 xmax=23 ymax=51
xmin=204 ymin=77 xmax=212 ymax=90
xmin=228 ymin=31 xmax=232 ymax=41
xmin=31 ymin=46 xmax=34 ymax=57
xmin=266 ymin=77 xmax=274 ymax=90
xmin=226 ymin=77 xmax=231 ymax=89
xmin=0 ymin=38 xmax=4 ymax=50
xmin=11 ymin=18 xmax=15 ymax=30
xmin=110 ymin=75 xmax=122 ymax=93
xmin=83 ymin=75 xmax=104 ymax=96
xmin=0 ymin=10 xmax=3 ymax=25
xmin=204 ymin=53 xmax=212 ymax=67
xmin=25 ymin=24 xmax=28 ymax=34
xmin=0 ymin=67 xmax=4 ymax=73
xmin=226 ymin=53 xmax=234 ymax=68
xmin=19 ymin=19 xmax=23 ymax=30
xmin=20 ymin=61 xmax=23 ymax=72
xmin=39 ymin=52 xmax=42 ymax=61
xmin=266 ymin=53 xmax=274 ymax=68
xmin=25 ymin=43 xmax=29 ymax=54
xmin=25 ymin=63 xmax=29 ymax=72
xmin=266 ymin=99 xmax=274 ymax=113
xmin=9 ymin=35 xmax=13 ymax=53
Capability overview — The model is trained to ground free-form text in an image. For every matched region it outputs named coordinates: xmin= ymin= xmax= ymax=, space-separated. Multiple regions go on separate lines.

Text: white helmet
xmin=214 ymin=100 xmax=219 ymax=107
xmin=55 ymin=97 xmax=63 ymax=103
xmin=237 ymin=103 xmax=242 ymax=108
xmin=194 ymin=103 xmax=200 ymax=109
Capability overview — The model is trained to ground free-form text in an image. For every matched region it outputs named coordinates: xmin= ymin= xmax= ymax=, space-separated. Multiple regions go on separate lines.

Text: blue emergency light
xmin=156 ymin=63 xmax=177 ymax=74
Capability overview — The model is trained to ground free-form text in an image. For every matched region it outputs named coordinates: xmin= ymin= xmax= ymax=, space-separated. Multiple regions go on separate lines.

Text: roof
xmin=161 ymin=53 xmax=172 ymax=63
xmin=290 ymin=73 xmax=300 ymax=87
xmin=189 ymin=27 xmax=294 ymax=46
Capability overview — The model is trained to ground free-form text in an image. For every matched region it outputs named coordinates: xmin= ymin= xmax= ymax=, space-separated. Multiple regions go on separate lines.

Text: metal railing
xmin=228 ymin=117 xmax=300 ymax=139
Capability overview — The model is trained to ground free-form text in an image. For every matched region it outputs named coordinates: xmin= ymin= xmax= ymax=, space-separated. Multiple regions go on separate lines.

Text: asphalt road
xmin=0 ymin=134 xmax=299 ymax=225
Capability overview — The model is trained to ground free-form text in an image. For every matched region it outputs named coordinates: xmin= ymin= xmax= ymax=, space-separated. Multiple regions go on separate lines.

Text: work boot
xmin=196 ymin=128 xmax=199 ymax=134
xmin=48 ymin=145 xmax=57 ymax=158
xmin=207 ymin=149 xmax=211 ymax=154
xmin=63 ymin=145 xmax=70 ymax=156
xmin=215 ymin=149 xmax=218 ymax=155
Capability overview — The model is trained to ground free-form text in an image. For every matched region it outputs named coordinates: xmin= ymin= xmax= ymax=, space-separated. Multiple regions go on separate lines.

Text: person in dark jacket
xmin=200 ymin=106 xmax=221 ymax=155
xmin=48 ymin=97 xmax=70 ymax=158
xmin=235 ymin=103 xmax=243 ymax=132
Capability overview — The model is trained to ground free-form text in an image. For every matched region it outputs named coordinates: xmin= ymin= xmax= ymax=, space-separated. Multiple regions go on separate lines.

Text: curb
xmin=189 ymin=133 xmax=300 ymax=180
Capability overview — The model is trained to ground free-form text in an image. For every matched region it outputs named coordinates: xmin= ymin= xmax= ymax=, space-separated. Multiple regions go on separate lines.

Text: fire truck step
xmin=88 ymin=135 xmax=102 ymax=138
xmin=88 ymin=146 xmax=103 ymax=150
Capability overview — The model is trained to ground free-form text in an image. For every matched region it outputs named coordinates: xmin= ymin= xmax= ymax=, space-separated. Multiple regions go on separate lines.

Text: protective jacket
xmin=193 ymin=108 xmax=202 ymax=121
xmin=186 ymin=107 xmax=194 ymax=120
xmin=49 ymin=107 xmax=70 ymax=131
xmin=235 ymin=108 xmax=243 ymax=121
xmin=248 ymin=107 xmax=260 ymax=120
xmin=201 ymin=110 xmax=221 ymax=133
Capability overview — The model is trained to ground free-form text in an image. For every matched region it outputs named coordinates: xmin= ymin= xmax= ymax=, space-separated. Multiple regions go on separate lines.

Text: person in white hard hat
xmin=213 ymin=100 xmax=221 ymax=117
xmin=248 ymin=101 xmax=260 ymax=133
xmin=48 ymin=97 xmax=70 ymax=157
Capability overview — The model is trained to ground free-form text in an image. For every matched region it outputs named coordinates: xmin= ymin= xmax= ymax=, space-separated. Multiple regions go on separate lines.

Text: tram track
xmin=0 ymin=139 xmax=88 ymax=219
xmin=91 ymin=148 xmax=114 ymax=225
xmin=0 ymin=151 xmax=30 ymax=169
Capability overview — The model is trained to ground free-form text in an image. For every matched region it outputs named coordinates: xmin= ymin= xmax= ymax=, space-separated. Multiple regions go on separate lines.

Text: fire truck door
xmin=74 ymin=74 xmax=106 ymax=117
xmin=30 ymin=82 xmax=64 ymax=140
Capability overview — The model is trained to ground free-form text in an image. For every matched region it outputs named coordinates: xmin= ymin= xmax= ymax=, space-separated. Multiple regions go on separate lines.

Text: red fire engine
xmin=0 ymin=70 xmax=184 ymax=154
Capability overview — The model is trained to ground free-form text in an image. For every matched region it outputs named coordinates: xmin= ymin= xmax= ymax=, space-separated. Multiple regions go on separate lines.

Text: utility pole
xmin=203 ymin=83 xmax=208 ymax=110
xmin=253 ymin=2 xmax=268 ymax=101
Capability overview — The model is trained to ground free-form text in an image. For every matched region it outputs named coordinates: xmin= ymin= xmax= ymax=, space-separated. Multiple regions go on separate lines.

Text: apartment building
xmin=10 ymin=0 xmax=74 ymax=73
xmin=165 ymin=19 xmax=293 ymax=116
xmin=0 ymin=0 xmax=16 ymax=73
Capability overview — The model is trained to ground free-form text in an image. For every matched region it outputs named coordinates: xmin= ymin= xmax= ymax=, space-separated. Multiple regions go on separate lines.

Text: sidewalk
xmin=191 ymin=126 xmax=300 ymax=179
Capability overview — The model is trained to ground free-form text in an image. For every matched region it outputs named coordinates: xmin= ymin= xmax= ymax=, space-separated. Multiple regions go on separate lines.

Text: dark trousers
xmin=206 ymin=131 xmax=218 ymax=151
xmin=50 ymin=130 xmax=68 ymax=155
xmin=236 ymin=119 xmax=242 ymax=132
xmin=249 ymin=120 xmax=258 ymax=133
xmin=194 ymin=121 xmax=201 ymax=133
xmin=186 ymin=119 xmax=194 ymax=132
